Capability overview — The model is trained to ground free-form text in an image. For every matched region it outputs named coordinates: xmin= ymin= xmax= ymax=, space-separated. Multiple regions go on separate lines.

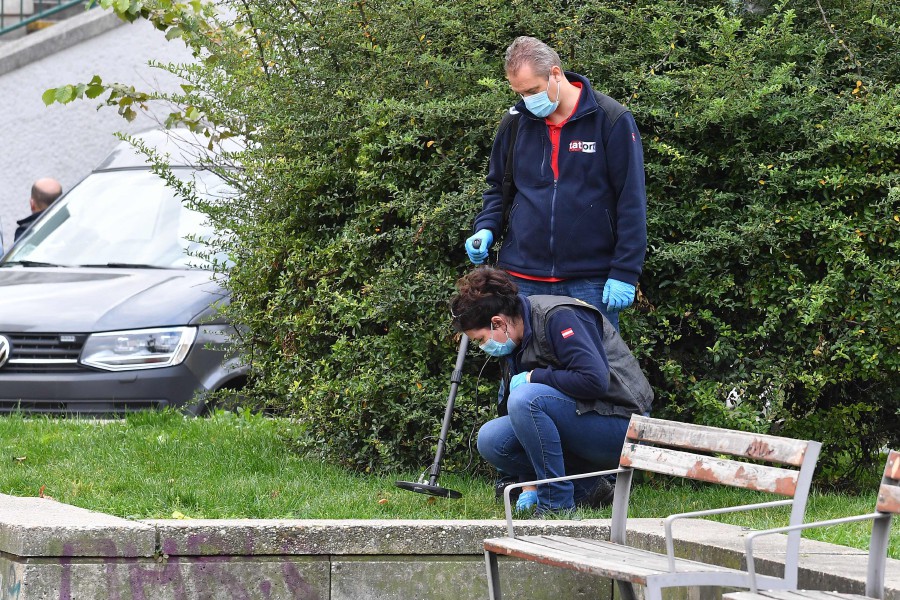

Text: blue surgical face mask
xmin=522 ymin=75 xmax=560 ymax=118
xmin=479 ymin=321 xmax=517 ymax=357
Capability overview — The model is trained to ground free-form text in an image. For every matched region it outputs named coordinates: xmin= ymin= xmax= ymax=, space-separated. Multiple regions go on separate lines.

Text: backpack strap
xmin=593 ymin=91 xmax=629 ymax=146
xmin=499 ymin=109 xmax=520 ymax=239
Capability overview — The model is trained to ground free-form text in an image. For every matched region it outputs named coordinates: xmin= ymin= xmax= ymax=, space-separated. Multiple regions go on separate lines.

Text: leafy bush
xmin=610 ymin=2 xmax=900 ymax=485
xmin=57 ymin=0 xmax=900 ymax=485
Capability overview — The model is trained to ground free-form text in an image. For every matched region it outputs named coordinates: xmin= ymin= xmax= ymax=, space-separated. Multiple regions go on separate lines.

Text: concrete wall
xmin=0 ymin=7 xmax=194 ymax=251
xmin=1 ymin=493 xmax=898 ymax=600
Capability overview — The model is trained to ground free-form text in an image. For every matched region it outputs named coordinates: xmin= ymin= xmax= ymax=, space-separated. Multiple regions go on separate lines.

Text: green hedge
xmin=96 ymin=0 xmax=900 ymax=485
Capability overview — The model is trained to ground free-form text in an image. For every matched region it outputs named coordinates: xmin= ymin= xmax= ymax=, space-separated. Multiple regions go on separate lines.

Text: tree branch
xmin=815 ymin=0 xmax=863 ymax=78
xmin=240 ymin=0 xmax=271 ymax=80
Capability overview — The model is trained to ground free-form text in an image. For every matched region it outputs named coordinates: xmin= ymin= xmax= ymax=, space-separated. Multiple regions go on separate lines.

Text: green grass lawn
xmin=0 ymin=410 xmax=896 ymax=559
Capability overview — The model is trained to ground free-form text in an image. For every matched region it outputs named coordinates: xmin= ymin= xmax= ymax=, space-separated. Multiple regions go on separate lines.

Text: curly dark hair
xmin=450 ymin=267 xmax=522 ymax=331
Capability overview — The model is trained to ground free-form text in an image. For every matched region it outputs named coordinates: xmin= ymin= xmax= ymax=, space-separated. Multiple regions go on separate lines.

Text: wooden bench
xmin=724 ymin=450 xmax=899 ymax=600
xmin=483 ymin=414 xmax=822 ymax=600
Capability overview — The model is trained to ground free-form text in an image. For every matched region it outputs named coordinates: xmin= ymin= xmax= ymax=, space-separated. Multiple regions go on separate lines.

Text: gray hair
xmin=504 ymin=36 xmax=562 ymax=77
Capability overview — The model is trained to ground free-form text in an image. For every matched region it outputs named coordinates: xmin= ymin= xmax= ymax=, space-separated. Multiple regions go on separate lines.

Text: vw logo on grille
xmin=0 ymin=335 xmax=10 ymax=369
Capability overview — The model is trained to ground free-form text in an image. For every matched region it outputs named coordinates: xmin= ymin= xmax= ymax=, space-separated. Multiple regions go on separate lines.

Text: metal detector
xmin=395 ymin=333 xmax=469 ymax=499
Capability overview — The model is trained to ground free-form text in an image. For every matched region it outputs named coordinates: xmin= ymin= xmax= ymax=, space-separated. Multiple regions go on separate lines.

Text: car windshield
xmin=3 ymin=169 xmax=235 ymax=270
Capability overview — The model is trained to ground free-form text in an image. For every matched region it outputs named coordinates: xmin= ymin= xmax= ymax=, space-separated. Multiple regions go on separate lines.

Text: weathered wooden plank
xmin=535 ymin=536 xmax=670 ymax=565
xmin=728 ymin=592 xmax=811 ymax=600
xmin=539 ymin=536 xmax=734 ymax=574
xmin=885 ymin=450 xmax=899 ymax=480
xmin=780 ymin=592 xmax=865 ymax=600
xmin=485 ymin=535 xmax=742 ymax=582
xmin=534 ymin=537 xmax=676 ymax=573
xmin=483 ymin=537 xmax=651 ymax=583
xmin=487 ymin=535 xmax=671 ymax=579
xmin=876 ymin=481 xmax=900 ymax=514
xmin=726 ymin=591 xmax=870 ymax=600
xmin=620 ymin=444 xmax=799 ymax=496
xmin=521 ymin=537 xmax=669 ymax=577
xmin=626 ymin=416 xmax=810 ymax=466
xmin=725 ymin=592 xmax=789 ymax=600
xmin=537 ymin=536 xmax=659 ymax=561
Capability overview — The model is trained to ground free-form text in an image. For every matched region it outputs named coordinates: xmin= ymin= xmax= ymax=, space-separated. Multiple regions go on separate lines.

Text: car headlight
xmin=81 ymin=327 xmax=197 ymax=371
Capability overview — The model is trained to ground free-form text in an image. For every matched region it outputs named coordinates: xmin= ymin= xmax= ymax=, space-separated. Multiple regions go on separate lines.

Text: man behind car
xmin=14 ymin=177 xmax=63 ymax=242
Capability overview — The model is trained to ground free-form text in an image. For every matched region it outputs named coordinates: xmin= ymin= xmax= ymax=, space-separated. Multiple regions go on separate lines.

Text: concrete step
xmin=1 ymin=493 xmax=898 ymax=600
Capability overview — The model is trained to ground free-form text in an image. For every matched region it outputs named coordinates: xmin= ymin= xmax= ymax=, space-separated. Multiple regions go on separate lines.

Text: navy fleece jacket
xmin=509 ymin=296 xmax=610 ymax=400
xmin=474 ymin=72 xmax=648 ymax=285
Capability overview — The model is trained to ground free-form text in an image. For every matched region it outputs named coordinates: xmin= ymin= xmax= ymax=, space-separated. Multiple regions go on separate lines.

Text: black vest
xmin=504 ymin=295 xmax=653 ymax=418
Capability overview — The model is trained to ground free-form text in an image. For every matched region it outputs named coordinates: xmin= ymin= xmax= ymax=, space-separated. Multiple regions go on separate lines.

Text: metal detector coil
xmin=394 ymin=480 xmax=462 ymax=499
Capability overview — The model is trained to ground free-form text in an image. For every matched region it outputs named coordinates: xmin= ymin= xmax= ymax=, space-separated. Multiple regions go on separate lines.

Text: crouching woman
xmin=450 ymin=267 xmax=653 ymax=516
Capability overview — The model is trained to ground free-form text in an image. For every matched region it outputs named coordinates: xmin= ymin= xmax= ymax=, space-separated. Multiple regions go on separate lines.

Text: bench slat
xmin=876 ymin=482 xmax=900 ymax=514
xmin=484 ymin=535 xmax=741 ymax=583
xmin=621 ymin=444 xmax=799 ymax=496
xmin=519 ymin=537 xmax=669 ymax=577
xmin=727 ymin=591 xmax=870 ymax=600
xmin=484 ymin=536 xmax=651 ymax=583
xmin=627 ymin=415 xmax=810 ymax=466
xmin=532 ymin=536 xmax=681 ymax=573
xmin=538 ymin=536 xmax=732 ymax=574
xmin=885 ymin=450 xmax=899 ymax=480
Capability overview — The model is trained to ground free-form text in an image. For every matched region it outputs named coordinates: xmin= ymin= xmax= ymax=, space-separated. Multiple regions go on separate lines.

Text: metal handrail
xmin=0 ymin=0 xmax=92 ymax=37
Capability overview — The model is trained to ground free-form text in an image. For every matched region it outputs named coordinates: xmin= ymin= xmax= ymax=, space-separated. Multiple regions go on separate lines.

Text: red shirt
xmin=548 ymin=81 xmax=582 ymax=180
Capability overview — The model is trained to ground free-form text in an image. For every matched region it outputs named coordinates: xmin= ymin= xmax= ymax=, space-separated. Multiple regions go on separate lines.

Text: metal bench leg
xmin=615 ymin=580 xmax=639 ymax=600
xmin=643 ymin=583 xmax=663 ymax=600
xmin=485 ymin=550 xmax=502 ymax=600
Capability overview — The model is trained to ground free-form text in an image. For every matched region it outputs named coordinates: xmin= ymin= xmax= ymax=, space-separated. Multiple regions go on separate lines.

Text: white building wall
xmin=0 ymin=9 xmax=194 ymax=251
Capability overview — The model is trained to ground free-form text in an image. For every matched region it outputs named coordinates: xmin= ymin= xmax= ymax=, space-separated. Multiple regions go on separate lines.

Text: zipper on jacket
xmin=532 ymin=81 xmax=602 ymax=278
xmin=550 ymin=179 xmax=558 ymax=277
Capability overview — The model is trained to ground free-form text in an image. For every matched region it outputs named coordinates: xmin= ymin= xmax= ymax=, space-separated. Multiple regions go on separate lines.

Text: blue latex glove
xmin=509 ymin=371 xmax=529 ymax=391
xmin=515 ymin=490 xmax=538 ymax=512
xmin=602 ymin=278 xmax=636 ymax=313
xmin=465 ymin=229 xmax=493 ymax=264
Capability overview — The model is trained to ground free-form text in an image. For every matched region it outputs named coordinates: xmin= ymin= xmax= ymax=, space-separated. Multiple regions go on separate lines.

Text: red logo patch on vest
xmin=561 ymin=328 xmax=574 ymax=339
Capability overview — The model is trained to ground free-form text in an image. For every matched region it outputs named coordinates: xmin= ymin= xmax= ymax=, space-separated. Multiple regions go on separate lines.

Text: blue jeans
xmin=509 ymin=275 xmax=619 ymax=331
xmin=478 ymin=382 xmax=630 ymax=511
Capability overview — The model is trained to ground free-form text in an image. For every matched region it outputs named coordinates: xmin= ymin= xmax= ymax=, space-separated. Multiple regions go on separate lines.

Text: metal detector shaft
xmin=426 ymin=333 xmax=469 ymax=487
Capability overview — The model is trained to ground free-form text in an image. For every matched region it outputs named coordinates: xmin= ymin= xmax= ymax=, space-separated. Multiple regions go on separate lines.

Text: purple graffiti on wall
xmin=53 ymin=537 xmax=321 ymax=600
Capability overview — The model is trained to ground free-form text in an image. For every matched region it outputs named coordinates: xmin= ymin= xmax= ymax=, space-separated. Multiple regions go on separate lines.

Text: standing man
xmin=14 ymin=178 xmax=63 ymax=242
xmin=465 ymin=36 xmax=648 ymax=331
